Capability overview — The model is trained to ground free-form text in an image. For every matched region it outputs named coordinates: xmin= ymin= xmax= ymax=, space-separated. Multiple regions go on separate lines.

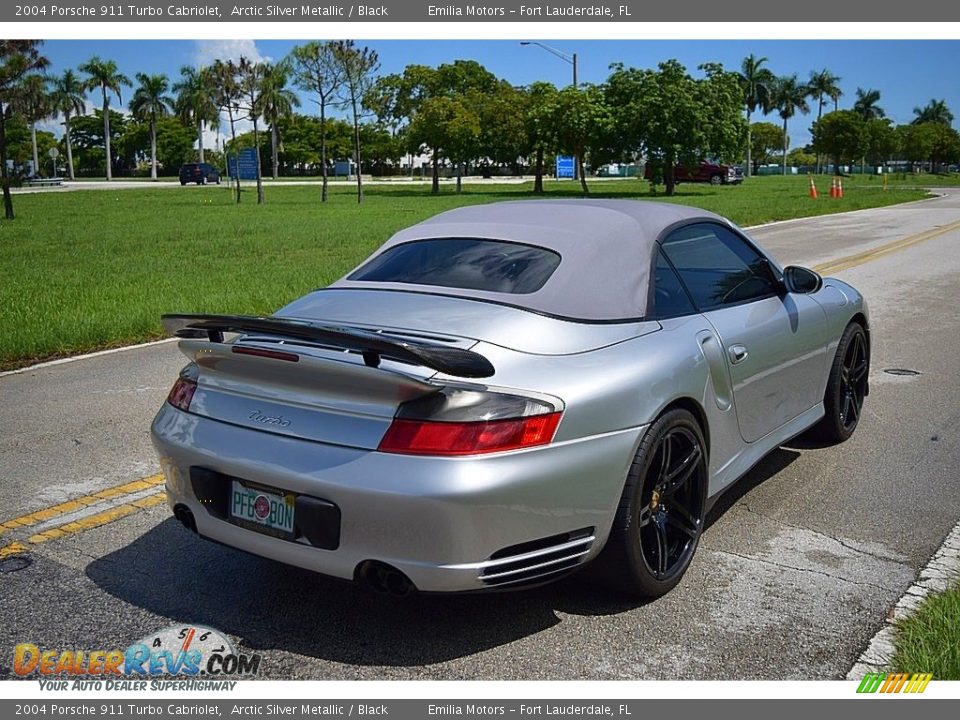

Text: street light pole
xmin=520 ymin=42 xmax=580 ymax=180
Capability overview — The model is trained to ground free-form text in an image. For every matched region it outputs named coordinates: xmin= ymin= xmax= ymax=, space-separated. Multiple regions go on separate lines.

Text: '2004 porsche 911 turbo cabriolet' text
xmin=151 ymin=200 xmax=869 ymax=598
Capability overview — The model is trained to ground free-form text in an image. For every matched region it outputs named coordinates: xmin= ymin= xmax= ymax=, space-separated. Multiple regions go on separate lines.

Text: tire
xmin=595 ymin=408 xmax=708 ymax=597
xmin=180 ymin=180 xmax=186 ymax=186
xmin=709 ymin=174 xmax=723 ymax=185
xmin=200 ymin=177 xmax=207 ymax=186
xmin=813 ymin=322 xmax=869 ymax=443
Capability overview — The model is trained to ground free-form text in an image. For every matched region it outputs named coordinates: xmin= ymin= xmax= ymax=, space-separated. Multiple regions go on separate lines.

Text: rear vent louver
xmin=479 ymin=528 xmax=595 ymax=587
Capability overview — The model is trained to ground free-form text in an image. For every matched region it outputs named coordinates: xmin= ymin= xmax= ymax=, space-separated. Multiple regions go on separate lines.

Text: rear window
xmin=348 ymin=238 xmax=561 ymax=294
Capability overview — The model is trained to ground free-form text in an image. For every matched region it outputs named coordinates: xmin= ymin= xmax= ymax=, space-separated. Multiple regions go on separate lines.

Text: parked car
xmin=179 ymin=163 xmax=221 ymax=185
xmin=152 ymin=200 xmax=869 ymax=598
xmin=645 ymin=160 xmax=744 ymax=185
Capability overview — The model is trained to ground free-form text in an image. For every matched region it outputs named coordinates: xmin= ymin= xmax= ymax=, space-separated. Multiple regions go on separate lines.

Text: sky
xmin=37 ymin=39 xmax=960 ymax=149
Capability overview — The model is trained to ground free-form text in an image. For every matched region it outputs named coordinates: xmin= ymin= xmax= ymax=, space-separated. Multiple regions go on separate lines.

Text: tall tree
xmin=912 ymin=99 xmax=954 ymax=126
xmin=173 ymin=65 xmax=219 ymax=164
xmin=524 ymin=81 xmax=558 ymax=194
xmin=236 ymin=57 xmax=267 ymax=204
xmin=808 ymin=68 xmax=842 ymax=172
xmin=546 ymin=84 xmax=611 ymax=195
xmin=130 ymin=72 xmax=173 ymax=180
xmin=259 ymin=60 xmax=300 ymax=180
xmin=331 ymin=41 xmax=380 ymax=203
xmin=210 ymin=59 xmax=243 ymax=203
xmin=771 ymin=74 xmax=810 ymax=175
xmin=13 ymin=74 xmax=49 ymax=177
xmin=748 ymin=121 xmax=785 ymax=174
xmin=738 ymin=54 xmax=775 ymax=178
xmin=0 ymin=41 xmax=49 ymax=220
xmin=49 ymin=69 xmax=86 ymax=180
xmin=811 ymin=110 xmax=865 ymax=174
xmin=608 ymin=60 xmax=744 ymax=196
xmin=853 ymin=88 xmax=885 ymax=120
xmin=290 ymin=41 xmax=344 ymax=202
xmin=407 ymin=95 xmax=480 ymax=193
xmin=78 ymin=56 xmax=130 ymax=180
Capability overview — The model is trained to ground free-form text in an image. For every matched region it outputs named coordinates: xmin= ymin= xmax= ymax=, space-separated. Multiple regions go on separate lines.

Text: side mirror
xmin=783 ymin=265 xmax=823 ymax=294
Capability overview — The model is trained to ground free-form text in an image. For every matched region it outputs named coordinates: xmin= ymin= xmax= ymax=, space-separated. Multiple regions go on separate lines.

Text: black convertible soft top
xmin=331 ymin=199 xmax=730 ymax=321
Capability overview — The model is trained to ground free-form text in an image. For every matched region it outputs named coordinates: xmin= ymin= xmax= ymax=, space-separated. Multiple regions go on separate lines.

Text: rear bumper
xmin=151 ymin=403 xmax=645 ymax=592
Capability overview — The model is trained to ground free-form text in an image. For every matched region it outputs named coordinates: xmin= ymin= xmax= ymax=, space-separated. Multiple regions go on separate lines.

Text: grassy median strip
xmin=0 ymin=176 xmax=926 ymax=370
xmin=891 ymin=582 xmax=960 ymax=680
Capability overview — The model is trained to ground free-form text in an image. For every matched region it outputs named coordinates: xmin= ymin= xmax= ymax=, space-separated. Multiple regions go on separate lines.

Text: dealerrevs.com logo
xmin=13 ymin=625 xmax=261 ymax=690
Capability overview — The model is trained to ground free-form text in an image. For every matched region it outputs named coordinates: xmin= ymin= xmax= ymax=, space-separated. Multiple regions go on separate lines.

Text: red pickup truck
xmin=644 ymin=160 xmax=744 ymax=185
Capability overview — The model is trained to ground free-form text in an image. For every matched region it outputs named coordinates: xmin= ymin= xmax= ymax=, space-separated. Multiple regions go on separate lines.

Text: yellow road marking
xmin=0 ymin=491 xmax=166 ymax=557
xmin=0 ymin=541 xmax=29 ymax=559
xmin=814 ymin=219 xmax=960 ymax=275
xmin=0 ymin=473 xmax=164 ymax=537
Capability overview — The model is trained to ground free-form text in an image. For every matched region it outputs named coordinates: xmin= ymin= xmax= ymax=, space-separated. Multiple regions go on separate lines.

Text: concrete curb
xmin=0 ymin=338 xmax=177 ymax=378
xmin=847 ymin=519 xmax=960 ymax=679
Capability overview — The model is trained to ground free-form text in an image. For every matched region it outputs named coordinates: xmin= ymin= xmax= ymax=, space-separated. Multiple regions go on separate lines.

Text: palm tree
xmin=130 ymin=73 xmax=173 ymax=180
xmin=808 ymin=69 xmax=842 ymax=121
xmin=210 ymin=59 xmax=243 ymax=203
xmin=49 ymin=69 xmax=86 ymax=180
xmin=1 ymin=40 xmax=50 ymax=220
xmin=78 ymin=56 xmax=130 ymax=180
xmin=173 ymin=65 xmax=218 ymax=164
xmin=771 ymin=75 xmax=810 ymax=175
xmin=739 ymin=54 xmax=776 ymax=178
xmin=259 ymin=61 xmax=300 ymax=180
xmin=853 ymin=88 xmax=885 ymax=120
xmin=808 ymin=69 xmax=842 ymax=173
xmin=912 ymin=99 xmax=954 ymax=126
xmin=13 ymin=74 xmax=49 ymax=178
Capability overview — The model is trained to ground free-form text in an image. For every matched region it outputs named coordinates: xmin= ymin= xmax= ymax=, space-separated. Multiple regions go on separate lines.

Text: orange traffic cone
xmin=837 ymin=177 xmax=844 ymax=199
xmin=829 ymin=177 xmax=837 ymax=198
xmin=808 ymin=176 xmax=818 ymax=199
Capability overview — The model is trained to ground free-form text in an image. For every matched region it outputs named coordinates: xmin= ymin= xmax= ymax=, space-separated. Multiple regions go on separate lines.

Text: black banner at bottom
xmin=0 ymin=700 xmax=956 ymax=720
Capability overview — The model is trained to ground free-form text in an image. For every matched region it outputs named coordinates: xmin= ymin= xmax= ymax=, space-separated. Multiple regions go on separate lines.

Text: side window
xmin=653 ymin=250 xmax=696 ymax=318
xmin=661 ymin=223 xmax=776 ymax=311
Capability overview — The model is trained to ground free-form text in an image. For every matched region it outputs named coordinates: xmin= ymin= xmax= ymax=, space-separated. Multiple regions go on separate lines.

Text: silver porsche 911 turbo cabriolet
xmin=151 ymin=199 xmax=869 ymax=598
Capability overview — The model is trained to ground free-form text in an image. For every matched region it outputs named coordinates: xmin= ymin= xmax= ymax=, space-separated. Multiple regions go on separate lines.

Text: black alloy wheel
xmin=839 ymin=329 xmax=868 ymax=433
xmin=597 ymin=408 xmax=708 ymax=597
xmin=637 ymin=425 xmax=705 ymax=580
xmin=814 ymin=321 xmax=869 ymax=443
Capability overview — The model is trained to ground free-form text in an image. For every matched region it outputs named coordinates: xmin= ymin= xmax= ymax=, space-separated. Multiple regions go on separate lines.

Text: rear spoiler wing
xmin=162 ymin=313 xmax=495 ymax=379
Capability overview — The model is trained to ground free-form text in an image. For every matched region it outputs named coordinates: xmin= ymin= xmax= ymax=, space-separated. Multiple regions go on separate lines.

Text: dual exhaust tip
xmin=173 ymin=505 xmax=415 ymax=597
xmin=355 ymin=560 xmax=416 ymax=598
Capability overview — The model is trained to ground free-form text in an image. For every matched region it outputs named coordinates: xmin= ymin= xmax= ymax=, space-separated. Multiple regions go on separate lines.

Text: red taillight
xmin=378 ymin=413 xmax=561 ymax=456
xmin=167 ymin=377 xmax=197 ymax=412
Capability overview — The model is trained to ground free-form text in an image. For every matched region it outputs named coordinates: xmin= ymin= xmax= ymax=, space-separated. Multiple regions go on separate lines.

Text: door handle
xmin=728 ymin=344 xmax=748 ymax=364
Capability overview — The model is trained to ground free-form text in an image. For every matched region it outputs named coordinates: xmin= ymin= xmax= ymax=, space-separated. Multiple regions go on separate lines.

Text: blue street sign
xmin=228 ymin=148 xmax=259 ymax=180
xmin=556 ymin=156 xmax=575 ymax=179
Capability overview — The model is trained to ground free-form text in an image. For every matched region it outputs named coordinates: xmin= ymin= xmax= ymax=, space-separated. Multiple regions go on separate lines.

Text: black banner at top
xmin=6 ymin=0 xmax=956 ymax=22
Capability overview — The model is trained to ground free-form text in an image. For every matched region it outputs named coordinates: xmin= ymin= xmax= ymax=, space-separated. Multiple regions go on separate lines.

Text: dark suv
xmin=179 ymin=163 xmax=221 ymax=185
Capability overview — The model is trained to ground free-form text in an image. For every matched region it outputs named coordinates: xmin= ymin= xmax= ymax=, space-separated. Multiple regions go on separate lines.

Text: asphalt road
xmin=1 ymin=191 xmax=959 ymax=680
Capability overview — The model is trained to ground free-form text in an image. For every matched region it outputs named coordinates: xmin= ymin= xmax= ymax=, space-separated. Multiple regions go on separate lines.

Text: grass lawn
xmin=891 ymin=582 xmax=960 ymax=680
xmin=0 ymin=175 xmax=929 ymax=370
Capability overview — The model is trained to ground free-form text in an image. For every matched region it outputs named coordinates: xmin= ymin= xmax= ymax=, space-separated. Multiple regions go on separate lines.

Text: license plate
xmin=229 ymin=481 xmax=295 ymax=534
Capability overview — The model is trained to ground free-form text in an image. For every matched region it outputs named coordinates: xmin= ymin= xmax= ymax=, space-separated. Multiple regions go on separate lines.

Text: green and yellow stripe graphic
xmin=856 ymin=672 xmax=933 ymax=694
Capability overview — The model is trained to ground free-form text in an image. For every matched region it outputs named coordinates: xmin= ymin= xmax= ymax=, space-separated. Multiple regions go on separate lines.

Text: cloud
xmin=192 ymin=39 xmax=269 ymax=68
